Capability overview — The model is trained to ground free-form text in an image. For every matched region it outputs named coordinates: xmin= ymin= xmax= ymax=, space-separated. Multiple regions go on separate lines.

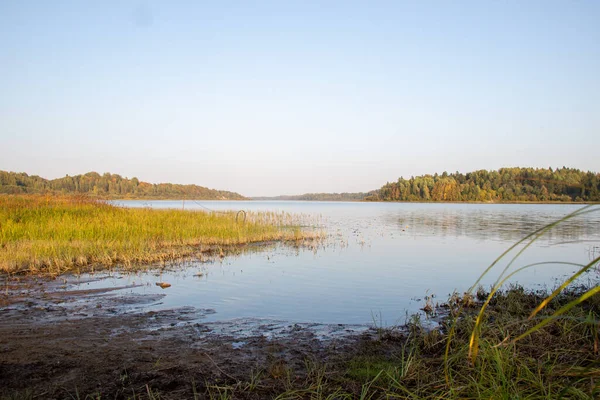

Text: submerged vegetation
xmin=0 ymin=195 xmax=318 ymax=274
xmin=0 ymin=170 xmax=246 ymax=200
xmin=373 ymin=167 xmax=600 ymax=202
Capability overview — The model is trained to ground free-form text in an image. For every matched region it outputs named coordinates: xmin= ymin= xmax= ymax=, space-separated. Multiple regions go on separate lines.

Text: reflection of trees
xmin=386 ymin=209 xmax=600 ymax=243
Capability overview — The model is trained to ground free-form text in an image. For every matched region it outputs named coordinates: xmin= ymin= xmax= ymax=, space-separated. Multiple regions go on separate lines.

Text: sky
xmin=1 ymin=1 xmax=599 ymax=197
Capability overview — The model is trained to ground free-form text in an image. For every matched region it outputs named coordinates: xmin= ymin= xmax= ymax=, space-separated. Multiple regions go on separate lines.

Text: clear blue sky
xmin=1 ymin=1 xmax=598 ymax=196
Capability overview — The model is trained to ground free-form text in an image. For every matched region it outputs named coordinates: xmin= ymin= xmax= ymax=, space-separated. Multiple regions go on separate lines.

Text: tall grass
xmin=0 ymin=195 xmax=320 ymax=274
xmin=439 ymin=204 xmax=600 ymax=396
xmin=459 ymin=205 xmax=599 ymax=361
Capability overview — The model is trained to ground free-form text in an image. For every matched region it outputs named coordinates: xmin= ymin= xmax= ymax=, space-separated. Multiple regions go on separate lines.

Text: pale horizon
xmin=2 ymin=1 xmax=599 ymax=197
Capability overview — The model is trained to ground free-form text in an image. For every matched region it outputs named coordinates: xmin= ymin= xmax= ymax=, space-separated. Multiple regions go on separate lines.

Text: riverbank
xmin=0 ymin=195 xmax=321 ymax=275
xmin=0 ymin=276 xmax=597 ymax=399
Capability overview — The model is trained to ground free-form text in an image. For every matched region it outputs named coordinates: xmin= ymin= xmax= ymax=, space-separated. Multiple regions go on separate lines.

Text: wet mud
xmin=0 ymin=275 xmax=383 ymax=399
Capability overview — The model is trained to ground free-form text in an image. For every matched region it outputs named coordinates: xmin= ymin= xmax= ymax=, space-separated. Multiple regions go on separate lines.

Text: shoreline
xmin=114 ymin=197 xmax=598 ymax=205
xmin=1 ymin=274 xmax=597 ymax=399
xmin=2 ymin=194 xmax=596 ymax=205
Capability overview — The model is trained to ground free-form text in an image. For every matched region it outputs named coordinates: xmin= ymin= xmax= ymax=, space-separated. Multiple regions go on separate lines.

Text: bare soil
xmin=0 ymin=275 xmax=383 ymax=399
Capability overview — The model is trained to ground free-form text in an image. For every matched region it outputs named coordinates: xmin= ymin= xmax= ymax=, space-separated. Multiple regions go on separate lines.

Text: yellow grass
xmin=0 ymin=195 xmax=320 ymax=274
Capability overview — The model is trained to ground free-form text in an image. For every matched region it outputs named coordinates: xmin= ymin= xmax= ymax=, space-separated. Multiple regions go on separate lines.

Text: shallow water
xmin=73 ymin=201 xmax=600 ymax=326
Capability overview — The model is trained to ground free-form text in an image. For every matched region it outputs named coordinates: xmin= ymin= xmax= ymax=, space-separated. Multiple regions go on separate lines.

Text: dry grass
xmin=0 ymin=194 xmax=320 ymax=275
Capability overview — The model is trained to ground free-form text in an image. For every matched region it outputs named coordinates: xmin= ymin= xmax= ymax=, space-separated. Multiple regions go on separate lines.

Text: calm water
xmin=79 ymin=201 xmax=599 ymax=326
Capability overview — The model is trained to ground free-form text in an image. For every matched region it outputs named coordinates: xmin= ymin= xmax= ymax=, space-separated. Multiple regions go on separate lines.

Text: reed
xmin=456 ymin=205 xmax=599 ymax=361
xmin=0 ymin=194 xmax=320 ymax=275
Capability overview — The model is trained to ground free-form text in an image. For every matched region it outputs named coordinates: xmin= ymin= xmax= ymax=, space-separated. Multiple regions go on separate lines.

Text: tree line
xmin=0 ymin=171 xmax=246 ymax=200
xmin=369 ymin=167 xmax=600 ymax=202
xmin=2 ymin=167 xmax=598 ymax=202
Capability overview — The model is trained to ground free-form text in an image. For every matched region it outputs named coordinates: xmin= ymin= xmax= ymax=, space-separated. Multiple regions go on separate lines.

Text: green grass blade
xmin=528 ymin=256 xmax=600 ymax=320
xmin=466 ymin=205 xmax=598 ymax=363
xmin=468 ymin=261 xmax=586 ymax=361
xmin=467 ymin=205 xmax=595 ymax=295
xmin=513 ymin=285 xmax=600 ymax=343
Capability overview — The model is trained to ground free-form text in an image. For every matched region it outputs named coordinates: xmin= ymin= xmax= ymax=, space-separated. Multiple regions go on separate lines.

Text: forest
xmin=0 ymin=171 xmax=246 ymax=200
xmin=2 ymin=167 xmax=599 ymax=202
xmin=370 ymin=167 xmax=600 ymax=202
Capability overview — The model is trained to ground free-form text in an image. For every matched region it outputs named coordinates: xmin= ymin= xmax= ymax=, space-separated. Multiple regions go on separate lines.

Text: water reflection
xmin=384 ymin=206 xmax=599 ymax=243
xmin=88 ymin=201 xmax=600 ymax=325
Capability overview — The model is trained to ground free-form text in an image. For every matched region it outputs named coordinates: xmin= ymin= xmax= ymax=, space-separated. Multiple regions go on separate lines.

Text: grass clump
xmin=0 ymin=194 xmax=320 ymax=274
xmin=260 ymin=286 xmax=599 ymax=399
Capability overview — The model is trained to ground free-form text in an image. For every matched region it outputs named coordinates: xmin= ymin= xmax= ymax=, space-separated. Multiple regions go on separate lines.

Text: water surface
xmin=77 ymin=201 xmax=599 ymax=326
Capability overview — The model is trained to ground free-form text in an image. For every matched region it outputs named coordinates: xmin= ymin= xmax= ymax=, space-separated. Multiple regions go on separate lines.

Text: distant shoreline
xmin=113 ymin=197 xmax=597 ymax=205
xmin=2 ymin=193 xmax=594 ymax=205
xmin=3 ymin=167 xmax=599 ymax=203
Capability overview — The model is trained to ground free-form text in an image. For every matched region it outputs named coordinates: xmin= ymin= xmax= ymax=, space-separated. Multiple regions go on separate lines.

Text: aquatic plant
xmin=0 ymin=194 xmax=321 ymax=275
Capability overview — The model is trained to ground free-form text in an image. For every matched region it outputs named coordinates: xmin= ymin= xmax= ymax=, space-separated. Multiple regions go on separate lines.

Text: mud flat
xmin=0 ymin=275 xmax=378 ymax=399
xmin=2 ymin=273 xmax=599 ymax=399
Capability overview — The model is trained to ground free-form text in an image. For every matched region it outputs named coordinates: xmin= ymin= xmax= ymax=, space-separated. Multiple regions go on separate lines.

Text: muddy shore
xmin=0 ymin=275 xmax=389 ymax=399
xmin=3 ymin=273 xmax=599 ymax=399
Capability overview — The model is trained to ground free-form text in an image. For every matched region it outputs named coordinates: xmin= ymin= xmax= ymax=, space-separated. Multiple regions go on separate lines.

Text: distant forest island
xmin=1 ymin=167 xmax=599 ymax=202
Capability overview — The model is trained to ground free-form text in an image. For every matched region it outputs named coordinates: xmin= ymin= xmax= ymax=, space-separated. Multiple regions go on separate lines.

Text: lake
xmin=78 ymin=201 xmax=599 ymax=326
